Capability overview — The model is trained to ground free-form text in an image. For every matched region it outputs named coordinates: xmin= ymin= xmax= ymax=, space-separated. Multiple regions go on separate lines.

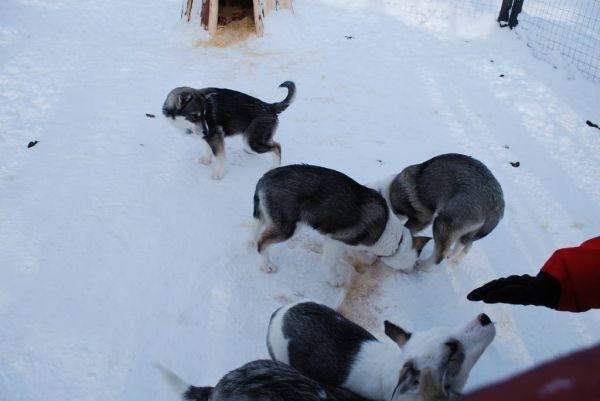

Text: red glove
xmin=468 ymin=237 xmax=600 ymax=313
xmin=467 ymin=272 xmax=560 ymax=308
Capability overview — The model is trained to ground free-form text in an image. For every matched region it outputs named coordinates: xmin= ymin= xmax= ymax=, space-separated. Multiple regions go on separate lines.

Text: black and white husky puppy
xmin=156 ymin=359 xmax=373 ymax=401
xmin=268 ymin=301 xmax=496 ymax=401
xmin=252 ymin=164 xmax=431 ymax=286
xmin=370 ymin=154 xmax=504 ymax=269
xmin=162 ymin=81 xmax=295 ymax=179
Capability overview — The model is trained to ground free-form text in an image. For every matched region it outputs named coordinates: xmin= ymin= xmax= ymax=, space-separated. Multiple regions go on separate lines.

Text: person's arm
xmin=540 ymin=237 xmax=600 ymax=312
xmin=467 ymin=237 xmax=600 ymax=312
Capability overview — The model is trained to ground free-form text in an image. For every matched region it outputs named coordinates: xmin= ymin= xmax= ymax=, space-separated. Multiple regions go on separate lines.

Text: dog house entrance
xmin=200 ymin=0 xmax=262 ymax=44
xmin=217 ymin=0 xmax=254 ymax=27
xmin=185 ymin=0 xmax=292 ymax=45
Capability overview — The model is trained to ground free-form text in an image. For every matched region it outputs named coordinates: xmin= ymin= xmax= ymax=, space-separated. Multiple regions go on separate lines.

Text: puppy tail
xmin=272 ymin=81 xmax=296 ymax=114
xmin=155 ymin=363 xmax=212 ymax=401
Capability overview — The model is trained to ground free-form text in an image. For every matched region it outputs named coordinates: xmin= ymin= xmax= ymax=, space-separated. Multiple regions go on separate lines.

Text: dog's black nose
xmin=478 ymin=313 xmax=491 ymax=326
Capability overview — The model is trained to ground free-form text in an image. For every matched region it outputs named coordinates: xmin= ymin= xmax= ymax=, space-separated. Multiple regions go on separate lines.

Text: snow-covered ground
xmin=1 ymin=0 xmax=600 ymax=400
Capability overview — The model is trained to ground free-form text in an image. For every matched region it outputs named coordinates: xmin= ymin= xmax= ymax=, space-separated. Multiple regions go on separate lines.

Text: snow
xmin=1 ymin=0 xmax=600 ymax=400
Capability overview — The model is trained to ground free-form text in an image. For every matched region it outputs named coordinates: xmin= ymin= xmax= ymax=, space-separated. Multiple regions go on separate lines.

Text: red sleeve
xmin=458 ymin=343 xmax=600 ymax=401
xmin=541 ymin=236 xmax=600 ymax=312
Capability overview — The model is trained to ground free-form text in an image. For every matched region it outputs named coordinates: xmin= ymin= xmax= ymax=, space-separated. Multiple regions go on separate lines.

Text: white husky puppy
xmin=268 ymin=301 xmax=496 ymax=401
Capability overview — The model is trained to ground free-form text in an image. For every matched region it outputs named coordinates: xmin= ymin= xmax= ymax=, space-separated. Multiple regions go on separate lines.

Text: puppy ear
xmin=384 ymin=320 xmax=411 ymax=347
xmin=412 ymin=236 xmax=432 ymax=256
xmin=176 ymin=92 xmax=193 ymax=110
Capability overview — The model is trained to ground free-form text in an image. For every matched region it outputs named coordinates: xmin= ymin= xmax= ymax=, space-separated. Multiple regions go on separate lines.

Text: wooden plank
xmin=208 ymin=0 xmax=218 ymax=36
xmin=276 ymin=0 xmax=293 ymax=10
xmin=264 ymin=0 xmax=275 ymax=15
xmin=253 ymin=0 xmax=264 ymax=37
xmin=184 ymin=0 xmax=194 ymax=22
xmin=201 ymin=0 xmax=210 ymax=28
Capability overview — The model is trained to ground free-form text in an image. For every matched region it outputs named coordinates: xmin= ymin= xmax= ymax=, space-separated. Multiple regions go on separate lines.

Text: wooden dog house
xmin=183 ymin=0 xmax=292 ymax=38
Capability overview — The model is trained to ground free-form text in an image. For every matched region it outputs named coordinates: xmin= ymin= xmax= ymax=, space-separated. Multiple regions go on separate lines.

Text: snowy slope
xmin=1 ymin=0 xmax=600 ymax=400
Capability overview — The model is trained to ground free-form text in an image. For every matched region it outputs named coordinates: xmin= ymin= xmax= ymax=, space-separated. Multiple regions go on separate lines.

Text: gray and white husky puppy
xmin=162 ymin=81 xmax=295 ymax=179
xmin=370 ymin=154 xmax=504 ymax=269
xmin=156 ymin=359 xmax=373 ymax=401
xmin=268 ymin=301 xmax=496 ymax=401
xmin=252 ymin=164 xmax=431 ymax=286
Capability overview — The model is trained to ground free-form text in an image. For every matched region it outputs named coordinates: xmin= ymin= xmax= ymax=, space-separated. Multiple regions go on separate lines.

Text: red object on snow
xmin=541 ymin=236 xmax=600 ymax=312
xmin=458 ymin=343 xmax=600 ymax=401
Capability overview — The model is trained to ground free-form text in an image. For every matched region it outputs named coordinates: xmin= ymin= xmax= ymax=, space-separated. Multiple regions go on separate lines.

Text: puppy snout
xmin=162 ymin=108 xmax=175 ymax=119
xmin=478 ymin=313 xmax=491 ymax=326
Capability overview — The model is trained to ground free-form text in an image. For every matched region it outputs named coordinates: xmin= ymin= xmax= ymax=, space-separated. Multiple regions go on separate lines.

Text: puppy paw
xmin=380 ymin=252 xmax=417 ymax=272
xmin=325 ymin=263 xmax=352 ymax=287
xmin=350 ymin=250 xmax=378 ymax=266
xmin=260 ymin=262 xmax=278 ymax=273
xmin=305 ymin=241 xmax=323 ymax=254
xmin=447 ymin=251 xmax=467 ymax=265
xmin=211 ymin=169 xmax=225 ymax=180
xmin=326 ymin=274 xmax=347 ymax=287
xmin=199 ymin=155 xmax=213 ymax=165
xmin=415 ymin=258 xmax=436 ymax=271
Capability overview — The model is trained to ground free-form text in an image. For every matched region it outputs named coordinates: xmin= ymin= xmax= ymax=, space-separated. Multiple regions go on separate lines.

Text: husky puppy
xmin=373 ymin=154 xmax=504 ymax=269
xmin=252 ymin=165 xmax=431 ymax=286
xmin=156 ymin=359 xmax=373 ymax=401
xmin=268 ymin=301 xmax=495 ymax=401
xmin=162 ymin=81 xmax=295 ymax=179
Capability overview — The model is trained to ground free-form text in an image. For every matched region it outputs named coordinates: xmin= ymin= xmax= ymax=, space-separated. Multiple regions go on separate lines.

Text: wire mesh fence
xmin=518 ymin=0 xmax=600 ymax=82
xmin=387 ymin=0 xmax=600 ymax=83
